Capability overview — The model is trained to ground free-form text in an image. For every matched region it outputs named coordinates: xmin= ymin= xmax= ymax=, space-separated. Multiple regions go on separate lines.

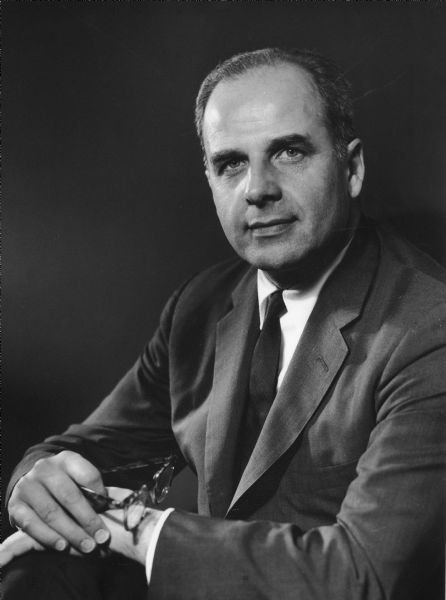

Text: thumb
xmin=57 ymin=451 xmax=106 ymax=494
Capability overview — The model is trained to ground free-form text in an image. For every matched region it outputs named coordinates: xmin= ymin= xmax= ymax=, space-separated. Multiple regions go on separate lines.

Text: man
xmin=2 ymin=48 xmax=445 ymax=600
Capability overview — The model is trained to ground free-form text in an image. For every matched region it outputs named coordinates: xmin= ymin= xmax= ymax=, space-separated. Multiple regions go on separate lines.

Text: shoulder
xmin=169 ymin=255 xmax=253 ymax=321
xmin=373 ymin=221 xmax=446 ymax=318
xmin=376 ymin=221 xmax=446 ymax=284
xmin=352 ymin=220 xmax=446 ymax=371
xmin=333 ymin=219 xmax=446 ymax=361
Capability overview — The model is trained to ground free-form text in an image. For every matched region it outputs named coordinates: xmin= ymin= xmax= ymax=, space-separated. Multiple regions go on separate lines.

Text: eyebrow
xmin=267 ymin=133 xmax=314 ymax=155
xmin=209 ymin=133 xmax=314 ymax=170
xmin=209 ymin=149 xmax=245 ymax=170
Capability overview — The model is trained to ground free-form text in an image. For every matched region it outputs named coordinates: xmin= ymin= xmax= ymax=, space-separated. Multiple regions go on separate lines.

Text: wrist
xmin=102 ymin=507 xmax=163 ymax=565
xmin=132 ymin=509 xmax=162 ymax=564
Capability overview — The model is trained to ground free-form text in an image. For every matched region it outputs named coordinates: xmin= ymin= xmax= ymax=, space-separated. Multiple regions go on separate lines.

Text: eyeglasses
xmin=79 ymin=454 xmax=177 ymax=532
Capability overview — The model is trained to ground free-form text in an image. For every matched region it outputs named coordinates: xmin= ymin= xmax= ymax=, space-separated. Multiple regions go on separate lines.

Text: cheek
xmin=290 ymin=170 xmax=345 ymax=225
xmin=213 ymin=194 xmax=230 ymax=223
xmin=212 ymin=186 xmax=244 ymax=233
xmin=213 ymin=198 xmax=241 ymax=246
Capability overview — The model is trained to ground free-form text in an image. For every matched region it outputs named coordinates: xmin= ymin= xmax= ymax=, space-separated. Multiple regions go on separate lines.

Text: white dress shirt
xmin=146 ymin=241 xmax=350 ymax=582
xmin=257 ymin=242 xmax=349 ymax=390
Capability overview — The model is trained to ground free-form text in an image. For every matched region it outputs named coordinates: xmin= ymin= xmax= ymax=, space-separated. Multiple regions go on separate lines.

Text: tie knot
xmin=264 ymin=290 xmax=286 ymax=325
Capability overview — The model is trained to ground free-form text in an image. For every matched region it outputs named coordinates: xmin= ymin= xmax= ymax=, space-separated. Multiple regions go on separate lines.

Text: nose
xmin=244 ymin=163 xmax=282 ymax=206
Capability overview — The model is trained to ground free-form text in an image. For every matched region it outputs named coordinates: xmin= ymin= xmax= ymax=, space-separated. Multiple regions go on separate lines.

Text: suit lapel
xmin=204 ymin=267 xmax=259 ymax=517
xmin=228 ymin=221 xmax=380 ymax=513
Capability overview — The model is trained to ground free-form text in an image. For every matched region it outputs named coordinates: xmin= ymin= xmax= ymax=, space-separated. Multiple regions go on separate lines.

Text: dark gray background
xmin=3 ymin=1 xmax=446 ymax=530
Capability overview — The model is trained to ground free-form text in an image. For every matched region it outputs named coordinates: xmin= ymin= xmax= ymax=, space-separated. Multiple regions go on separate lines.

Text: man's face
xmin=203 ymin=64 xmax=363 ymax=284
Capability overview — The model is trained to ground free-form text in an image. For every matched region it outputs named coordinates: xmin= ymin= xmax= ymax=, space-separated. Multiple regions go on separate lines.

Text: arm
xmin=0 ymin=487 xmax=166 ymax=571
xmin=148 ymin=305 xmax=446 ymax=600
xmin=6 ymin=285 xmax=184 ymax=554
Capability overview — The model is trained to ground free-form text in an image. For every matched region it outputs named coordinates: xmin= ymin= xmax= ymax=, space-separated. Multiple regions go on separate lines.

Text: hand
xmin=1 ymin=487 xmax=163 ymax=569
xmin=0 ymin=530 xmax=45 ymax=567
xmin=8 ymin=451 xmax=111 ymax=555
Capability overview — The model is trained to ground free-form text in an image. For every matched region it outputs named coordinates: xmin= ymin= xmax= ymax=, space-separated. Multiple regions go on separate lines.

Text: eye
xmin=277 ymin=147 xmax=305 ymax=161
xmin=226 ymin=159 xmax=242 ymax=169
xmin=219 ymin=158 xmax=245 ymax=175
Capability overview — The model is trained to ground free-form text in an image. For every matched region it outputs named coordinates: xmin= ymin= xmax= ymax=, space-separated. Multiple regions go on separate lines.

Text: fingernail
xmin=94 ymin=529 xmax=109 ymax=544
xmin=80 ymin=538 xmax=96 ymax=553
xmin=55 ymin=539 xmax=67 ymax=552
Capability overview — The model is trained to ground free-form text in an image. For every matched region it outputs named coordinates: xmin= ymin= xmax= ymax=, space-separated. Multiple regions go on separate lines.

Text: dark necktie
xmin=249 ymin=290 xmax=287 ymax=429
xmin=237 ymin=290 xmax=287 ymax=474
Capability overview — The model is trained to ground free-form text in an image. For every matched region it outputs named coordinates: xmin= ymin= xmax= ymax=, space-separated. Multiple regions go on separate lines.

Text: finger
xmin=56 ymin=451 xmax=106 ymax=494
xmin=8 ymin=500 xmax=71 ymax=553
xmin=19 ymin=453 xmax=110 ymax=547
xmin=17 ymin=481 xmax=100 ymax=554
xmin=0 ymin=530 xmax=44 ymax=568
xmin=45 ymin=474 xmax=110 ymax=545
xmin=50 ymin=453 xmax=111 ymax=542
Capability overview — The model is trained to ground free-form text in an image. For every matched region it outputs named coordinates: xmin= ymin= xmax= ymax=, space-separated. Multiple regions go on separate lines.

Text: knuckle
xmin=9 ymin=503 xmax=29 ymax=528
xmin=71 ymin=461 xmax=102 ymax=488
xmin=32 ymin=458 xmax=53 ymax=479
xmin=33 ymin=456 xmax=47 ymax=468
xmin=23 ymin=463 xmax=59 ymax=492
xmin=55 ymin=450 xmax=71 ymax=463
xmin=56 ymin=450 xmax=79 ymax=466
xmin=18 ymin=515 xmax=34 ymax=532
xmin=40 ymin=504 xmax=61 ymax=525
xmin=58 ymin=452 xmax=99 ymax=480
xmin=57 ymin=486 xmax=81 ymax=508
xmin=13 ymin=473 xmax=33 ymax=496
xmin=84 ymin=513 xmax=102 ymax=531
xmin=33 ymin=456 xmax=50 ymax=471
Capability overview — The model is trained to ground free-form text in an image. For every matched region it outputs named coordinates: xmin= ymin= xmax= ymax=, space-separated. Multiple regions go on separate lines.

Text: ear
xmin=346 ymin=138 xmax=365 ymax=199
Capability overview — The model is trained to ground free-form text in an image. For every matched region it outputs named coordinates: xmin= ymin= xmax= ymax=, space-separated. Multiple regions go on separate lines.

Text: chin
xmin=243 ymin=250 xmax=304 ymax=274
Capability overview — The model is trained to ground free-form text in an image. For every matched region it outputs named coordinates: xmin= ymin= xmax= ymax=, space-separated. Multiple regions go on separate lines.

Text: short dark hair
xmin=195 ymin=47 xmax=356 ymax=160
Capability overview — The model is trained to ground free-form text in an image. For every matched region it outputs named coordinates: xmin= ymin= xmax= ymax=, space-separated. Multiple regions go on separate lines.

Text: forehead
xmin=203 ymin=64 xmax=328 ymax=152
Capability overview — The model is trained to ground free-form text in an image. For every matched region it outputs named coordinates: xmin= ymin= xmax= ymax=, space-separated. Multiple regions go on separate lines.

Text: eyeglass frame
xmin=79 ymin=454 xmax=177 ymax=532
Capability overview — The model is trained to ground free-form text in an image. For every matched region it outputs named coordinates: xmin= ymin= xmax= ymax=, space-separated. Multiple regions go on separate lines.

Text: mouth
xmin=247 ymin=217 xmax=297 ymax=237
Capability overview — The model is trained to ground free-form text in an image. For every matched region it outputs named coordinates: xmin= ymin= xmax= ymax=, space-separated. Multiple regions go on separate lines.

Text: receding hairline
xmin=201 ymin=61 xmax=331 ymax=152
xmin=195 ymin=47 xmax=356 ymax=161
xmin=206 ymin=60 xmax=323 ymax=104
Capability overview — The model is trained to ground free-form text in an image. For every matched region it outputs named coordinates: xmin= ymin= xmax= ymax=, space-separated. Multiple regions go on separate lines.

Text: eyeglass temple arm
xmin=100 ymin=454 xmax=177 ymax=475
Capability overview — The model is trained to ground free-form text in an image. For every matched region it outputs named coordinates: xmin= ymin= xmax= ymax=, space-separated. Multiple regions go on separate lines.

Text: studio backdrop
xmin=3 ymin=1 xmax=446 ymax=531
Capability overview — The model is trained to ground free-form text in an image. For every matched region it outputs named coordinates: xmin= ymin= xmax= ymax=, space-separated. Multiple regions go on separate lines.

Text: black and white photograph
xmin=2 ymin=2 xmax=446 ymax=599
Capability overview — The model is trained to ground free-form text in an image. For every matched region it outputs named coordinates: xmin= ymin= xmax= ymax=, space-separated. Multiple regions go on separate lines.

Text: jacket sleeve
xmin=149 ymin=303 xmax=446 ymax=600
xmin=6 ymin=284 xmax=185 ymax=501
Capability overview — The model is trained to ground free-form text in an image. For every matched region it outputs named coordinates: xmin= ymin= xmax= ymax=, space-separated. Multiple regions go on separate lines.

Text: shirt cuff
xmin=145 ymin=507 xmax=175 ymax=583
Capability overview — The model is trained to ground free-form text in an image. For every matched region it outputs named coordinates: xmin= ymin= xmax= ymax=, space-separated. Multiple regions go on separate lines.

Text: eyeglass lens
xmin=124 ymin=485 xmax=151 ymax=531
xmin=151 ymin=462 xmax=175 ymax=505
xmin=125 ymin=499 xmax=146 ymax=531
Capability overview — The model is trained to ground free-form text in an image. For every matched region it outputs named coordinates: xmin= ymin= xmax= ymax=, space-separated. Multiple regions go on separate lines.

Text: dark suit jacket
xmin=8 ymin=220 xmax=446 ymax=600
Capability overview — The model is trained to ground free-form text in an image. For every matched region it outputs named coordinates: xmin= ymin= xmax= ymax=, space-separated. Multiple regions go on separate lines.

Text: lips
xmin=248 ymin=217 xmax=295 ymax=229
xmin=247 ymin=217 xmax=297 ymax=237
